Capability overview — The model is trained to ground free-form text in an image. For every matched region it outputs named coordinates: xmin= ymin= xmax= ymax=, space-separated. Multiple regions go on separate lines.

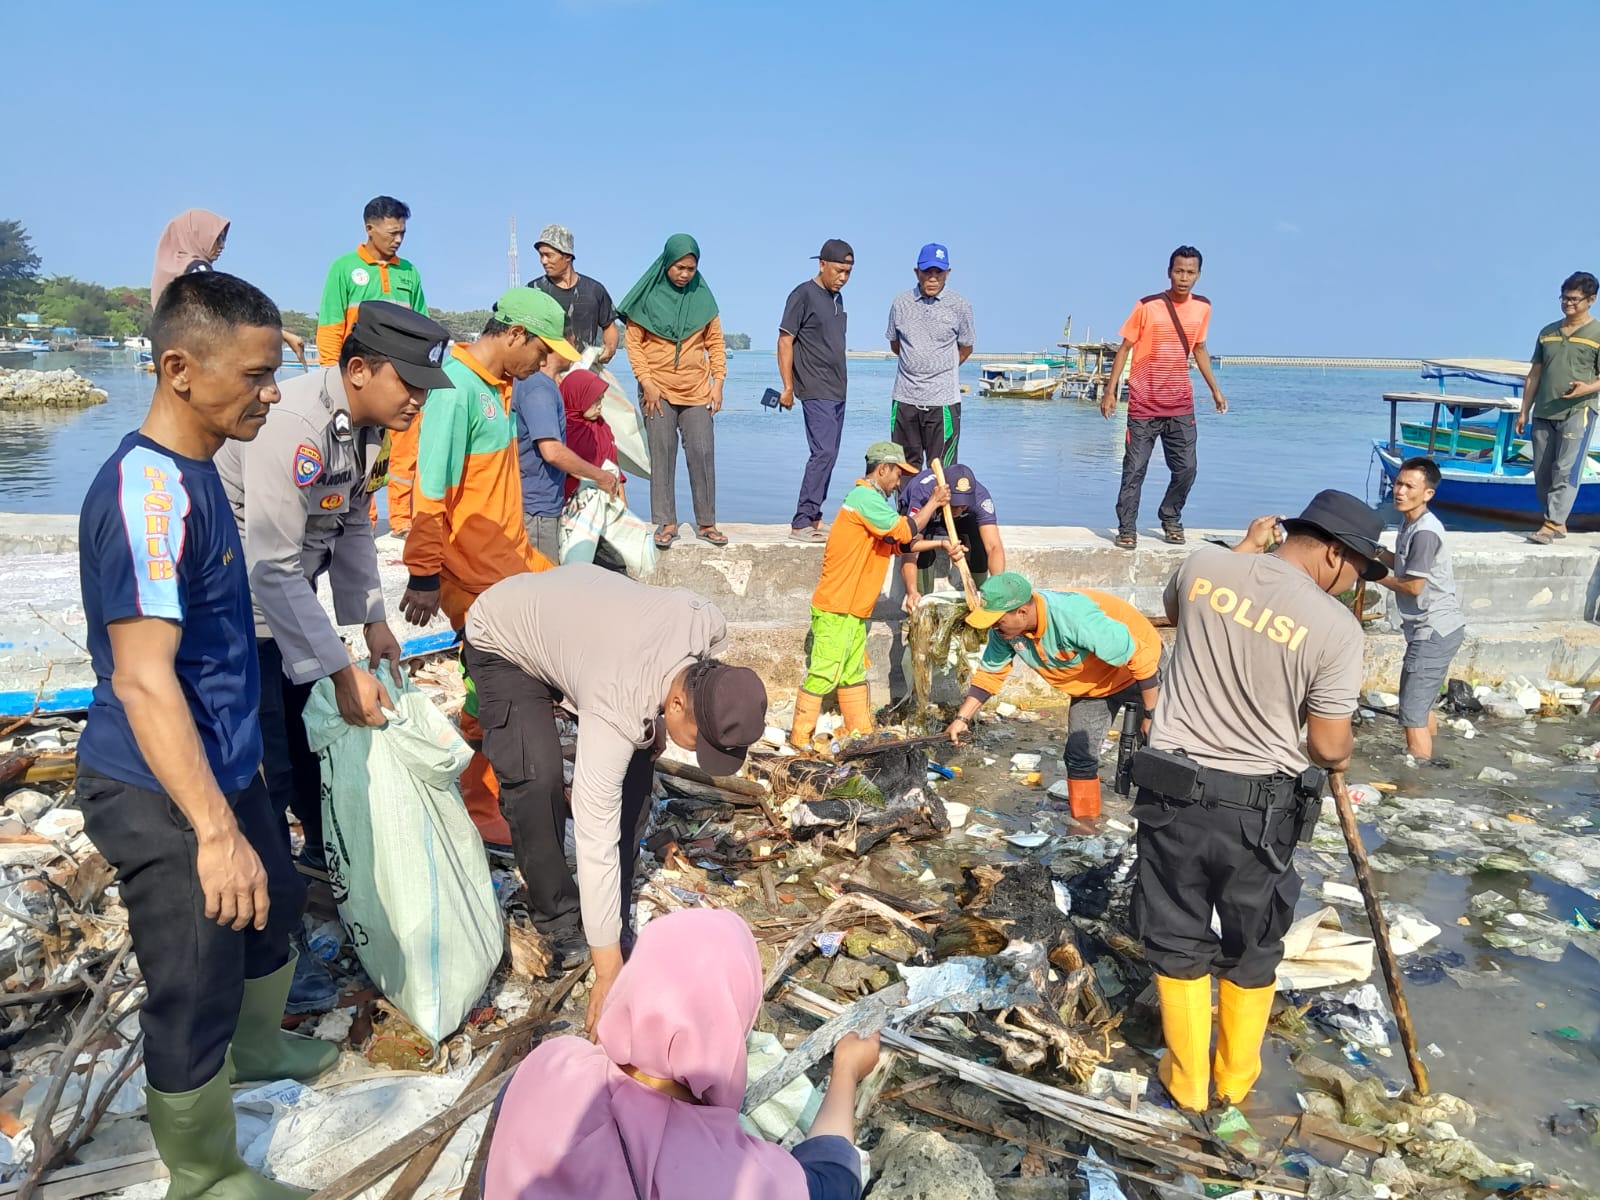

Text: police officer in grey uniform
xmin=217 ymin=300 xmax=453 ymax=1012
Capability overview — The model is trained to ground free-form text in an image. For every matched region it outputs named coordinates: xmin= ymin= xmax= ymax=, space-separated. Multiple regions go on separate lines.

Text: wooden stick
xmin=305 ymin=1066 xmax=520 ymax=1200
xmin=1329 ymin=770 xmax=1429 ymax=1095
xmin=930 ymin=458 xmax=981 ymax=608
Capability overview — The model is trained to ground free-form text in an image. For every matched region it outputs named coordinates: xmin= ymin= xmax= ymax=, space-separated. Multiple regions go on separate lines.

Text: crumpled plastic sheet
xmin=1304 ymin=984 xmax=1396 ymax=1048
xmin=898 ymin=954 xmax=1041 ymax=1015
xmin=742 ymin=1031 xmax=823 ymax=1146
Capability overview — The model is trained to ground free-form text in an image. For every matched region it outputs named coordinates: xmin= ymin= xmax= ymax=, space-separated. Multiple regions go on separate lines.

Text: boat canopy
xmin=981 ymin=362 xmax=1051 ymax=374
xmin=1421 ymin=358 xmax=1530 ymax=389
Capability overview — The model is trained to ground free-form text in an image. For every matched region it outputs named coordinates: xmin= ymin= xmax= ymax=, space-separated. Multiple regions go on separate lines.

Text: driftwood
xmin=315 ymin=962 xmax=590 ymax=1200
xmin=16 ymin=940 xmax=137 ymax=1200
xmin=781 ymin=985 xmax=1306 ymax=1191
xmin=762 ymin=894 xmax=934 ymax=998
xmin=0 ymin=1150 xmax=166 ymax=1200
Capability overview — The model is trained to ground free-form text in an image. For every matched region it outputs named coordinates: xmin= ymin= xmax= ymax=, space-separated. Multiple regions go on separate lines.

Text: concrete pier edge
xmin=3 ymin=516 xmax=1598 ymax=707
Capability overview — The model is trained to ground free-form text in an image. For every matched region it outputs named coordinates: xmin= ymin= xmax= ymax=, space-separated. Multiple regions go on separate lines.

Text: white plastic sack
xmin=303 ymin=664 xmax=504 ymax=1044
xmin=1274 ymin=906 xmax=1375 ymax=991
xmin=560 ymin=471 xmax=659 ymax=578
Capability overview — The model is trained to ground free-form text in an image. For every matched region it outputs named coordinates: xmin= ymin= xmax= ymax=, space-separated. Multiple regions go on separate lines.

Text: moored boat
xmin=1373 ymin=357 xmax=1600 ymax=528
xmin=978 ymin=362 xmax=1060 ymax=399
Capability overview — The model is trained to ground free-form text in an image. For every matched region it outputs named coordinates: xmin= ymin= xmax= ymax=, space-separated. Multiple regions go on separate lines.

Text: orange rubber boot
xmin=1066 ymin=777 xmax=1102 ymax=820
xmin=790 ymin=690 xmax=824 ymax=750
xmin=836 ymin=683 xmax=874 ymax=738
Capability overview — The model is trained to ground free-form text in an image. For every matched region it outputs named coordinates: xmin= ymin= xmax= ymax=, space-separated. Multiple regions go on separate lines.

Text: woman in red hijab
xmin=485 ymin=908 xmax=876 ymax=1200
xmin=150 ymin=209 xmax=306 ymax=363
xmin=558 ymin=368 xmax=625 ymax=501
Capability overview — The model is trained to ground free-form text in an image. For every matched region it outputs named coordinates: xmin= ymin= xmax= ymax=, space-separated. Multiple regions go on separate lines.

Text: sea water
xmin=0 ymin=350 xmax=1501 ymax=529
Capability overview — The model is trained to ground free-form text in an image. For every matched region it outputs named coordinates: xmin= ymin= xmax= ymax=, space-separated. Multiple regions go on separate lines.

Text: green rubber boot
xmin=228 ymin=950 xmax=340 ymax=1084
xmin=146 ymin=1069 xmax=308 ymax=1199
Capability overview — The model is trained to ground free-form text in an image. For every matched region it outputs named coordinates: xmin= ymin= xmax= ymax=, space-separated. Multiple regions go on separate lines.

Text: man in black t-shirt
xmin=529 ymin=223 xmax=619 ymax=364
xmin=779 ymin=238 xmax=854 ymax=541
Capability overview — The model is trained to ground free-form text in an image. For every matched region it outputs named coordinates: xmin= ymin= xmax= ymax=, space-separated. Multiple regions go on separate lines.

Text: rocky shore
xmin=0 ymin=368 xmax=108 ymax=409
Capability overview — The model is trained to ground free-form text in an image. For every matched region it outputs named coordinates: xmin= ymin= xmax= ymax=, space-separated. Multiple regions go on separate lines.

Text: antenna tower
xmin=508 ymin=216 xmax=520 ymax=288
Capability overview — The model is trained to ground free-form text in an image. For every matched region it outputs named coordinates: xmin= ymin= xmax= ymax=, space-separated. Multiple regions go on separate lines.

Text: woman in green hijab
xmin=619 ymin=234 xmax=729 ymax=548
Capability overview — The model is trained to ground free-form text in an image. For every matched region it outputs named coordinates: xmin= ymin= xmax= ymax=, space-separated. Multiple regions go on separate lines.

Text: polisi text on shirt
xmin=1186 ymin=575 xmax=1309 ymax=651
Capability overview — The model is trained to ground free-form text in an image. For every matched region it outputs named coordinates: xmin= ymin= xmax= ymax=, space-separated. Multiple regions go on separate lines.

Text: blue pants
xmin=793 ymin=398 xmax=846 ymax=529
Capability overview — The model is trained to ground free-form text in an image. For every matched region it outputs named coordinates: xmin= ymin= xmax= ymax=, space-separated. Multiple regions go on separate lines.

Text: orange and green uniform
xmin=969 ymin=589 xmax=1162 ymax=699
xmin=317 ymin=244 xmax=429 ymax=530
xmin=801 ymin=481 xmax=912 ymax=696
xmin=403 ymin=345 xmax=552 ymax=630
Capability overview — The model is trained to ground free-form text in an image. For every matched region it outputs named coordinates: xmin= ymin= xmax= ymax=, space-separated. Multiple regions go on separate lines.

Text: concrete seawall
xmin=3 ymin=517 xmax=1597 ymax=709
xmin=639 ymin=525 xmax=1600 ymax=702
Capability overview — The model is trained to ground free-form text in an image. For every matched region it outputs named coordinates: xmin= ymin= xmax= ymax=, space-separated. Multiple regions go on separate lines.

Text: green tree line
xmin=1 ymin=219 xmax=752 ymax=349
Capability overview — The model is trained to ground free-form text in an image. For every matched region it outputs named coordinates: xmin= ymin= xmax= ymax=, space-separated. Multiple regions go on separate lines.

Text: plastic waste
xmin=1075 ymin=1146 xmax=1127 ymax=1199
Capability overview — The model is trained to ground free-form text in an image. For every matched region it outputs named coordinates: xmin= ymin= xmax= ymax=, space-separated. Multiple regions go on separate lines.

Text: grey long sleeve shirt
xmin=216 ymin=367 xmax=388 ymax=684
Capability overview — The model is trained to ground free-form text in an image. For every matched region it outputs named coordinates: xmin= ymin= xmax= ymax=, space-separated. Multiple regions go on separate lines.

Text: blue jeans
xmin=793 ymin=399 xmax=846 ymax=529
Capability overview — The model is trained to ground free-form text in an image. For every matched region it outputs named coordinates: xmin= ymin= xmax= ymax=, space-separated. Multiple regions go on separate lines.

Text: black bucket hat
xmin=1282 ymin=490 xmax=1389 ymax=582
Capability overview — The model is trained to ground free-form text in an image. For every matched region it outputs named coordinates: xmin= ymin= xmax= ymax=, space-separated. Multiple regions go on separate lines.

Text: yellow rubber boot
xmin=1155 ymin=974 xmax=1213 ymax=1112
xmin=836 ymin=683 xmax=874 ymax=737
xmin=790 ymin=689 xmax=824 ymax=749
xmin=1214 ymin=978 xmax=1276 ymax=1105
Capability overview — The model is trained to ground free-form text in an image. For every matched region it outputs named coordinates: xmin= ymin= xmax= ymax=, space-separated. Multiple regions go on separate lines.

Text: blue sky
xmin=8 ymin=1 xmax=1586 ymax=356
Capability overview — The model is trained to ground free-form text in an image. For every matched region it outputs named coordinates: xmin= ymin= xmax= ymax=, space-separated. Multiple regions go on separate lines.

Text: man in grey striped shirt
xmin=886 ymin=242 xmax=975 ymax=468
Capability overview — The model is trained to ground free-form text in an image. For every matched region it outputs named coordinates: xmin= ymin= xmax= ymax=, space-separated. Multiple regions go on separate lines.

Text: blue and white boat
xmin=1373 ymin=357 xmax=1600 ymax=529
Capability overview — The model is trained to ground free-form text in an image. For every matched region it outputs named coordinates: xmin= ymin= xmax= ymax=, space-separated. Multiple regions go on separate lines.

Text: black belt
xmin=1159 ymin=764 xmax=1296 ymax=811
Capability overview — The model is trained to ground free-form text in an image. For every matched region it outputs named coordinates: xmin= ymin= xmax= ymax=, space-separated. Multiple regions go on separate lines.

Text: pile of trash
xmin=4 ymin=658 xmax=1597 ymax=1197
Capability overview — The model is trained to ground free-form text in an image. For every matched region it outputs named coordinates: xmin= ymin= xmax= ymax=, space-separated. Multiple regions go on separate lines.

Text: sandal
xmin=1162 ymin=523 xmax=1186 ymax=545
xmin=1114 ymin=531 xmax=1137 ymax=550
xmin=1527 ymin=524 xmax=1557 ymax=546
xmin=697 ymin=527 xmax=730 ymax=547
xmin=654 ymin=524 xmax=679 ymax=549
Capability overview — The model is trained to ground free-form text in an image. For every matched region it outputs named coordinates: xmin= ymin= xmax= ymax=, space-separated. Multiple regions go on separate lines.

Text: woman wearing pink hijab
xmin=150 ymin=209 xmax=306 ymax=363
xmin=486 ymin=908 xmax=876 ymax=1200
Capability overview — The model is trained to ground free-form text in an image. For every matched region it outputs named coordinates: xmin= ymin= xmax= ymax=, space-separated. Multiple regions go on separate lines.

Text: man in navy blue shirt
xmin=511 ymin=352 xmax=618 ymax=564
xmin=897 ymin=462 xmax=1008 ymax=608
xmin=77 ymin=272 xmax=336 ymax=1197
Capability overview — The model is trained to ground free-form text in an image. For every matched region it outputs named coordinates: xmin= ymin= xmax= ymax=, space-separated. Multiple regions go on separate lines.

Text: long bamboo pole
xmin=1329 ymin=770 xmax=1429 ymax=1094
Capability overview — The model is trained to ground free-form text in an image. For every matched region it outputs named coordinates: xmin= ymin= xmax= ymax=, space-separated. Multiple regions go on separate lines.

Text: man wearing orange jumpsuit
xmin=399 ymin=288 xmax=579 ymax=847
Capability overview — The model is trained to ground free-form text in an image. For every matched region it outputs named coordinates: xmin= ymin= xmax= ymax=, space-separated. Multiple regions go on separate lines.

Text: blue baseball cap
xmin=916 ymin=243 xmax=951 ymax=271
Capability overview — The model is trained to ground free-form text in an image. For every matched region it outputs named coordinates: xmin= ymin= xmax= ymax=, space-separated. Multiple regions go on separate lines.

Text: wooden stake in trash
xmin=929 ymin=458 xmax=981 ymax=609
xmin=1329 ymin=770 xmax=1429 ymax=1095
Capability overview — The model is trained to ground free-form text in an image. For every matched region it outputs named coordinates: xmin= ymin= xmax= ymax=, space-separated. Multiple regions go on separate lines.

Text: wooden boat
xmin=977 ymin=362 xmax=1059 ymax=400
xmin=1373 ymin=357 xmax=1600 ymax=528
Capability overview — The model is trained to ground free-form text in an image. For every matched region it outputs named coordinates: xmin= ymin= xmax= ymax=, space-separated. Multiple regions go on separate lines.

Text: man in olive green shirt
xmin=1517 ymin=270 xmax=1600 ymax=543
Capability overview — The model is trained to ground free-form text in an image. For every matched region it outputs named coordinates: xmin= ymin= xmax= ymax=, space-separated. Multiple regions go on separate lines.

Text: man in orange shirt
xmin=1101 ymin=246 xmax=1227 ymax=550
xmin=946 ymin=572 xmax=1163 ymax=821
xmin=398 ymin=288 xmax=579 ymax=848
xmin=789 ymin=442 xmax=948 ymax=748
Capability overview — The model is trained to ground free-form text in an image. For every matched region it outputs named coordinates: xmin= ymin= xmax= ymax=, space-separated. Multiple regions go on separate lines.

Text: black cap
xmin=686 ymin=660 xmax=768 ymax=776
xmin=348 ymin=301 xmax=454 ymax=391
xmin=814 ymin=238 xmax=855 ymax=263
xmin=1282 ymin=490 xmax=1389 ymax=582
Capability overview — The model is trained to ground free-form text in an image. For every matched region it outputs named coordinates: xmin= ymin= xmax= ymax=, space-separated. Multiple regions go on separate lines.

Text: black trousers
xmin=77 ymin=767 xmax=302 ymax=1093
xmin=914 ymin=510 xmax=990 ymax=574
xmin=1132 ymin=796 xmax=1300 ymax=988
xmin=891 ymin=401 xmax=961 ymax=470
xmin=256 ymin=639 xmax=323 ymax=860
xmin=1063 ymin=681 xmax=1144 ymax=781
xmin=1115 ymin=414 xmax=1198 ymax=533
xmin=463 ymin=641 xmax=654 ymax=942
